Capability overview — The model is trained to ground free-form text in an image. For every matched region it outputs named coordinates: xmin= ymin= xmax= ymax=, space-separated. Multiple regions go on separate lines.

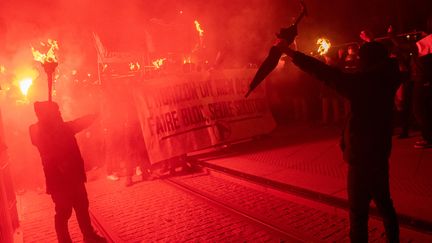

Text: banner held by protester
xmin=134 ymin=69 xmax=276 ymax=164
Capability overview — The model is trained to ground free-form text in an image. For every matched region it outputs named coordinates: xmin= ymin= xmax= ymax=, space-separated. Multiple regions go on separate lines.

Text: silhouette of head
xmin=358 ymin=41 xmax=388 ymax=70
xmin=34 ymin=101 xmax=63 ymax=124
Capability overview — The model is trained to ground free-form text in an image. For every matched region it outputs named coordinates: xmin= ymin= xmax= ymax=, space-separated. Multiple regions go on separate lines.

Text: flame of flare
xmin=183 ymin=57 xmax=191 ymax=64
xmin=19 ymin=78 xmax=33 ymax=96
xmin=0 ymin=65 xmax=5 ymax=74
xmin=129 ymin=62 xmax=141 ymax=71
xmin=194 ymin=20 xmax=204 ymax=37
xmin=152 ymin=58 xmax=166 ymax=69
xmin=317 ymin=38 xmax=331 ymax=55
xmin=32 ymin=39 xmax=59 ymax=63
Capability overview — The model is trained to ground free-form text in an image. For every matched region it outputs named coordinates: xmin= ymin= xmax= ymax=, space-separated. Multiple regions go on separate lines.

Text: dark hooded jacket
xmin=29 ymin=101 xmax=95 ymax=193
xmin=291 ymin=44 xmax=400 ymax=167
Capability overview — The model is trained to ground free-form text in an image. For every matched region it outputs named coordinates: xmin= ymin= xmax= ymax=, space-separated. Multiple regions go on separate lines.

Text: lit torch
xmin=31 ymin=39 xmax=59 ymax=102
xmin=129 ymin=62 xmax=141 ymax=71
xmin=152 ymin=58 xmax=166 ymax=69
xmin=183 ymin=56 xmax=191 ymax=64
xmin=194 ymin=20 xmax=204 ymax=37
xmin=316 ymin=38 xmax=331 ymax=56
xmin=194 ymin=20 xmax=204 ymax=47
xmin=19 ymin=78 xmax=33 ymax=97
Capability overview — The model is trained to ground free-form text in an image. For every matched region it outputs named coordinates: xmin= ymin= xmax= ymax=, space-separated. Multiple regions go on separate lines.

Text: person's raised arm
xmin=276 ymin=40 xmax=360 ymax=98
xmin=67 ymin=113 xmax=98 ymax=134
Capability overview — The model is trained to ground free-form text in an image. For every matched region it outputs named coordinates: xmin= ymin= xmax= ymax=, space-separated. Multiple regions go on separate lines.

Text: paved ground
xmin=87 ymin=177 xmax=285 ymax=242
xmin=15 ymin=124 xmax=432 ymax=242
xmin=17 ymin=175 xmax=286 ymax=242
xmin=16 ymin=191 xmax=83 ymax=243
xmin=195 ymin=124 xmax=432 ymax=227
xmin=183 ymin=171 xmax=432 ymax=241
xmin=17 ymin=169 xmax=432 ymax=242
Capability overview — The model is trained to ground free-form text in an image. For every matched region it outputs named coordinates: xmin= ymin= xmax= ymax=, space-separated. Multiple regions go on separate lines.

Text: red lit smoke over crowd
xmin=1 ymin=0 xmax=432 ymax=241
xmin=0 ymin=0 xmax=431 ymax=194
xmin=0 ymin=0 xmax=431 ymax=193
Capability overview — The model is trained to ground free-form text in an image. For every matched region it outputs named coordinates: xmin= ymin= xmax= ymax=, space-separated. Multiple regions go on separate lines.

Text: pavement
xmin=15 ymin=124 xmax=432 ymax=242
xmin=193 ymin=124 xmax=432 ymax=228
xmin=16 ymin=169 xmax=432 ymax=242
xmin=16 ymin=191 xmax=84 ymax=242
xmin=17 ymin=173 xmax=285 ymax=242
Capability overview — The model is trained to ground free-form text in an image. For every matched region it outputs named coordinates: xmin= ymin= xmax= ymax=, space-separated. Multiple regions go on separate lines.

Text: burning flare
xmin=183 ymin=57 xmax=192 ymax=64
xmin=152 ymin=58 xmax=166 ymax=69
xmin=19 ymin=78 xmax=33 ymax=97
xmin=129 ymin=62 xmax=141 ymax=71
xmin=32 ymin=39 xmax=59 ymax=63
xmin=317 ymin=38 xmax=331 ymax=56
xmin=194 ymin=20 xmax=204 ymax=37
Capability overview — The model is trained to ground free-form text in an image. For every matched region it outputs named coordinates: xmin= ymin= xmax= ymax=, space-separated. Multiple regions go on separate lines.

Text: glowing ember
xmin=152 ymin=58 xmax=166 ymax=69
xmin=19 ymin=78 xmax=33 ymax=96
xmin=194 ymin=20 xmax=204 ymax=37
xmin=129 ymin=62 xmax=141 ymax=71
xmin=316 ymin=38 xmax=331 ymax=56
xmin=183 ymin=57 xmax=192 ymax=64
xmin=32 ymin=39 xmax=59 ymax=63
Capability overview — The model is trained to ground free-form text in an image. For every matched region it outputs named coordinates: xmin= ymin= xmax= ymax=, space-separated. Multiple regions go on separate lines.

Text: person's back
xmin=30 ymin=118 xmax=86 ymax=192
xmin=29 ymin=101 xmax=105 ymax=243
xmin=29 ymin=102 xmax=87 ymax=193
xmin=289 ymin=42 xmax=400 ymax=165
xmin=343 ymin=57 xmax=400 ymax=165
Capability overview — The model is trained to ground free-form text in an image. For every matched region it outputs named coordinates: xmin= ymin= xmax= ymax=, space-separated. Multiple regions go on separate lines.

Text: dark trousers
xmin=413 ymin=82 xmax=432 ymax=142
xmin=50 ymin=183 xmax=95 ymax=243
xmin=125 ymin=147 xmax=151 ymax=177
xmin=347 ymin=164 xmax=399 ymax=243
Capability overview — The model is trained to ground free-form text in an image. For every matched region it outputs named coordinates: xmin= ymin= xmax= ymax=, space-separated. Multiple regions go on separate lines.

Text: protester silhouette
xmin=411 ymin=17 xmax=432 ymax=149
xmin=276 ymin=26 xmax=400 ymax=242
xmin=29 ymin=101 xmax=106 ymax=243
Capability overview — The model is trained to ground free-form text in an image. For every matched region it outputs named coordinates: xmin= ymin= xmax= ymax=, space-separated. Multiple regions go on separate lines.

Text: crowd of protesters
xmin=268 ymin=23 xmax=432 ymax=150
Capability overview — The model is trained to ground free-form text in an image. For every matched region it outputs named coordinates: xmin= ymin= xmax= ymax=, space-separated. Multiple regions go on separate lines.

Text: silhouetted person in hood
xmin=276 ymin=26 xmax=400 ymax=242
xmin=29 ymin=101 xmax=106 ymax=243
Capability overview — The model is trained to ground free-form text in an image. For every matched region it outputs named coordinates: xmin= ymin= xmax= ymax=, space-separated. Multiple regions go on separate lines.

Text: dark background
xmin=0 ymin=0 xmax=431 ymax=67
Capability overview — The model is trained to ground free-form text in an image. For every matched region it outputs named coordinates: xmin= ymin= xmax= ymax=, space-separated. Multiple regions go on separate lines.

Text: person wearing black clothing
xmin=277 ymin=30 xmax=400 ymax=242
xmin=124 ymin=119 xmax=154 ymax=187
xmin=29 ymin=101 xmax=106 ymax=243
xmin=412 ymin=36 xmax=432 ymax=148
xmin=397 ymin=71 xmax=414 ymax=139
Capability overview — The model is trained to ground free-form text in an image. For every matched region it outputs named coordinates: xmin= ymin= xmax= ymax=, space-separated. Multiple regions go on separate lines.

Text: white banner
xmin=133 ymin=69 xmax=276 ymax=164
